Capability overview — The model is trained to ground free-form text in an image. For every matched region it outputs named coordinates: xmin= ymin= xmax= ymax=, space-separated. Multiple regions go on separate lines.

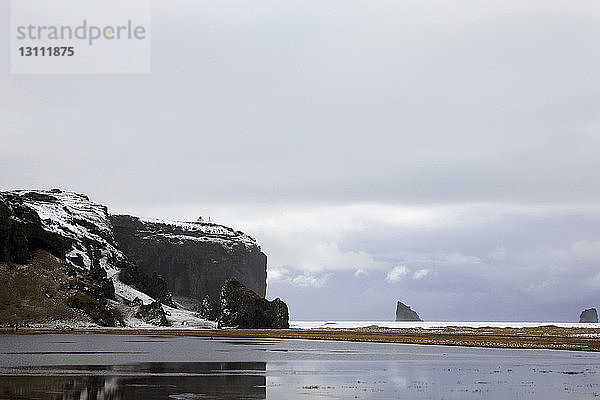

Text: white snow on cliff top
xmin=137 ymin=217 xmax=258 ymax=247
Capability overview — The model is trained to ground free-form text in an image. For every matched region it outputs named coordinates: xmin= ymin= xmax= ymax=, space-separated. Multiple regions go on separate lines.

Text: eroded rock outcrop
xmin=134 ymin=301 xmax=169 ymax=326
xmin=110 ymin=215 xmax=267 ymax=302
xmin=119 ymin=262 xmax=174 ymax=307
xmin=579 ymin=308 xmax=598 ymax=323
xmin=199 ymin=294 xmax=221 ymax=321
xmin=395 ymin=301 xmax=422 ymax=321
xmin=218 ymin=277 xmax=289 ymax=329
xmin=0 ymin=190 xmax=73 ymax=264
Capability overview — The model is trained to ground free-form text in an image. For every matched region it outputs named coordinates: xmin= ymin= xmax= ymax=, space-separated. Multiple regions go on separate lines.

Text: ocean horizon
xmin=291 ymin=320 xmax=600 ymax=329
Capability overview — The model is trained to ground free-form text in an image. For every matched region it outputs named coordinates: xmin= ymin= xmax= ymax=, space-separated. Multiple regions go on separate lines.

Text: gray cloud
xmin=224 ymin=204 xmax=600 ymax=321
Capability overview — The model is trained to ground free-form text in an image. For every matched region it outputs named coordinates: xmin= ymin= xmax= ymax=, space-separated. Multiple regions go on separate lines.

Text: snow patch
xmin=137 ymin=217 xmax=257 ymax=248
xmin=113 ymin=278 xmax=215 ymax=328
xmin=13 ymin=190 xmax=125 ymax=276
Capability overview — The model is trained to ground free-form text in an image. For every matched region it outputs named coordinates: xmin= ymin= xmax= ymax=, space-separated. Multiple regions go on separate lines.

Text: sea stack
xmin=395 ymin=301 xmax=422 ymax=321
xmin=579 ymin=308 xmax=598 ymax=323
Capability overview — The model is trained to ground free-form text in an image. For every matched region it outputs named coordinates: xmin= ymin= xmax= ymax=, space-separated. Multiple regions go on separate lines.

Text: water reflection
xmin=0 ymin=362 xmax=266 ymax=400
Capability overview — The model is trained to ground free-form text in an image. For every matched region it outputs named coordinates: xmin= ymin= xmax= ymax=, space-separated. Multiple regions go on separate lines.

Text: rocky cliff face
xmin=0 ymin=190 xmax=124 ymax=270
xmin=579 ymin=308 xmax=598 ymax=323
xmin=0 ymin=190 xmax=211 ymax=329
xmin=110 ymin=215 xmax=267 ymax=302
xmin=395 ymin=301 xmax=422 ymax=321
xmin=0 ymin=190 xmax=129 ymax=326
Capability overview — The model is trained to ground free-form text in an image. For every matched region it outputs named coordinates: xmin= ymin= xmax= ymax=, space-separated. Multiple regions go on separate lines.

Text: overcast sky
xmin=2 ymin=0 xmax=600 ymax=321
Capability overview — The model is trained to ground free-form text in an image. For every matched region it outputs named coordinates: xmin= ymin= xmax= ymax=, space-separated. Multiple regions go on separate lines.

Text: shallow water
xmin=1 ymin=334 xmax=599 ymax=399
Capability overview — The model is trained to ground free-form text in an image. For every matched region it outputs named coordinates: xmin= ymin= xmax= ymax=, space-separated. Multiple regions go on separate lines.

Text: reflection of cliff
xmin=111 ymin=215 xmax=267 ymax=301
xmin=0 ymin=362 xmax=266 ymax=400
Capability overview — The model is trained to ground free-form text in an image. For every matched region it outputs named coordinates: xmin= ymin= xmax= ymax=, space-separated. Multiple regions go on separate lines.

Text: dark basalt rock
xmin=63 ymin=270 xmax=121 ymax=324
xmin=199 ymin=295 xmax=221 ymax=321
xmin=67 ymin=292 xmax=122 ymax=327
xmin=218 ymin=278 xmax=289 ymax=329
xmin=395 ymin=301 xmax=422 ymax=321
xmin=119 ymin=262 xmax=175 ymax=307
xmin=89 ymin=256 xmax=115 ymax=300
xmin=579 ymin=308 xmax=598 ymax=323
xmin=66 ymin=273 xmax=115 ymax=303
xmin=110 ymin=215 xmax=267 ymax=302
xmin=134 ymin=301 xmax=169 ymax=326
xmin=0 ymin=192 xmax=71 ymax=264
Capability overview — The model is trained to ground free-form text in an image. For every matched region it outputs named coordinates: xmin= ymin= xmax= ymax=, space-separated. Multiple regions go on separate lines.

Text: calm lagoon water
xmin=1 ymin=334 xmax=599 ymax=399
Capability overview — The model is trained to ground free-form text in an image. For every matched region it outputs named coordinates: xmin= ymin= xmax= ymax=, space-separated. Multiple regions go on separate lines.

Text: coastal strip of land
xmin=2 ymin=325 xmax=600 ymax=352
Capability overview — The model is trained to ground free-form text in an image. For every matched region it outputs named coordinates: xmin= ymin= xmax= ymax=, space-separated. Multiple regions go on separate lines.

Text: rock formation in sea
xmin=0 ymin=189 xmax=213 ymax=328
xmin=579 ymin=308 xmax=598 ymax=323
xmin=395 ymin=301 xmax=422 ymax=321
xmin=110 ymin=215 xmax=267 ymax=301
xmin=218 ymin=277 xmax=289 ymax=329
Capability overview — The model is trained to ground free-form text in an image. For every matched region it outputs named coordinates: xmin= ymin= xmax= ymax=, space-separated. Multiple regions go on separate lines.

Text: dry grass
xmin=0 ymin=250 xmax=84 ymax=325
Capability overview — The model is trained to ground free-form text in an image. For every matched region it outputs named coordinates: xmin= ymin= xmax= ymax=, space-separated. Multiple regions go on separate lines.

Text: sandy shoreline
xmin=2 ymin=325 xmax=600 ymax=352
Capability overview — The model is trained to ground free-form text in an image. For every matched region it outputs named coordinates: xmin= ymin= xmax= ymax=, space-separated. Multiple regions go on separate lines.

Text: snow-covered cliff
xmin=0 ymin=189 xmax=213 ymax=328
